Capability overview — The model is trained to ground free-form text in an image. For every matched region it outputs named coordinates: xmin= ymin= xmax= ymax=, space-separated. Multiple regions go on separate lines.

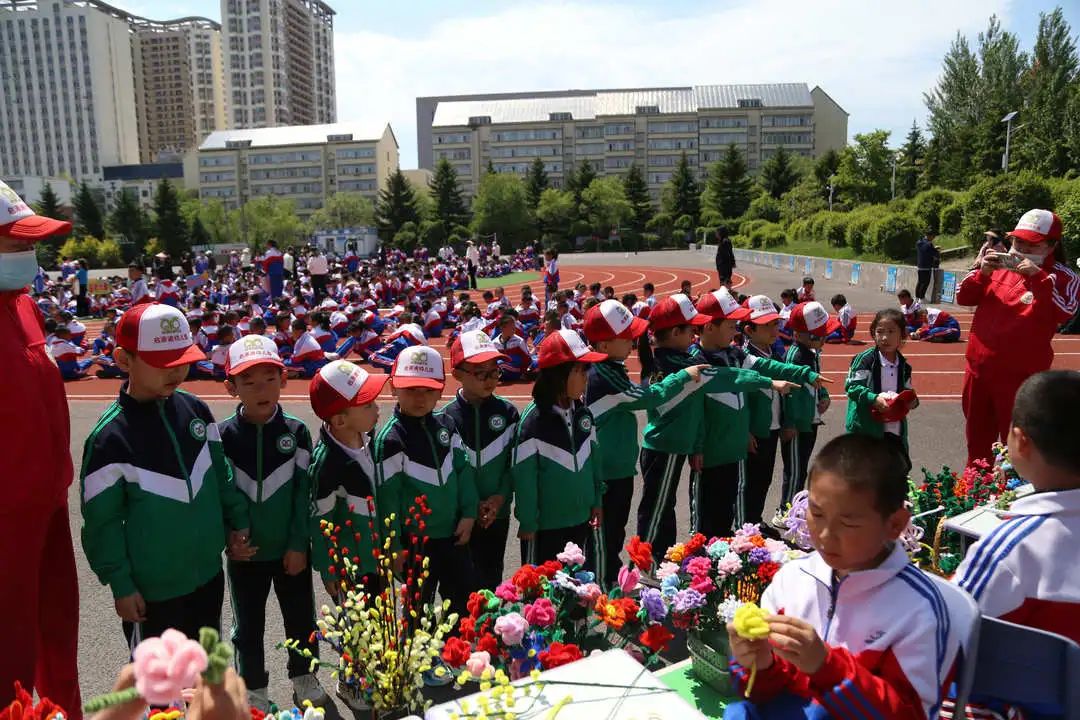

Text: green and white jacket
xmin=845 ymin=348 xmax=914 ymax=448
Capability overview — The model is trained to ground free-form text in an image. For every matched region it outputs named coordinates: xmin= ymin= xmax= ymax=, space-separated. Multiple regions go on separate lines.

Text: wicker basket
xmin=687 ymin=629 xmax=735 ymax=695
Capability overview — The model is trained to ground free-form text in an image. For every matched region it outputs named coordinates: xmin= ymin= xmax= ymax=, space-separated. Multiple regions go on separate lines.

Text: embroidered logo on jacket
xmin=189 ymin=418 xmax=207 ymax=440
xmin=578 ymin=416 xmax=592 ymax=433
xmin=277 ymin=433 xmax=296 ymax=453
xmin=489 ymin=415 xmax=506 ymax=431
xmin=437 ymin=427 xmax=451 ymax=446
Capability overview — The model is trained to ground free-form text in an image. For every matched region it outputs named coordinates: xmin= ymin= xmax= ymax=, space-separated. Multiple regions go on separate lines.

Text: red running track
xmin=62 ymin=264 xmax=1080 ymax=403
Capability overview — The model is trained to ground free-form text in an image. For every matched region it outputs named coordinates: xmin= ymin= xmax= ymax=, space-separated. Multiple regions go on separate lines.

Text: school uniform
xmin=824 ymin=305 xmax=857 ymax=343
xmin=285 ymin=331 xmax=328 ymax=378
xmin=845 ymin=348 xmax=914 ymax=471
xmin=217 ymin=407 xmax=317 ymax=690
xmin=780 ymin=342 xmax=826 ymax=509
xmin=441 ymin=391 xmax=519 ymax=591
xmin=745 ymin=340 xmax=794 ymax=528
xmin=49 ymin=337 xmax=93 ymax=379
xmin=912 ymin=308 xmax=961 ymax=343
xmin=729 ymin=544 xmax=975 ymax=720
xmin=335 ymin=328 xmax=380 ymax=361
xmin=493 ymin=333 xmax=534 ymax=381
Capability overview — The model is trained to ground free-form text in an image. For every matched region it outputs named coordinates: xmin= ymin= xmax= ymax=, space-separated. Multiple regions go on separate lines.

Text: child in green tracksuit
xmin=443 ymin=330 xmax=520 ymax=590
xmin=80 ymin=303 xmax=250 ymax=653
xmin=845 ymin=308 xmax=918 ymax=472
xmin=636 ymin=294 xmax=774 ymax=566
xmin=375 ymin=345 xmax=477 ymax=617
xmin=690 ymin=289 xmax=821 ymax=538
xmin=582 ymin=299 xmax=709 ymax=588
xmin=778 ymin=302 xmax=839 ymax=518
xmin=513 ymin=329 xmax=608 ymax=566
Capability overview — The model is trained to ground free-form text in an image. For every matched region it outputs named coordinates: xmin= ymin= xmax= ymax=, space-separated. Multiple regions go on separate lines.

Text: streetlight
xmin=827 ymin=175 xmax=836 ymax=212
xmin=890 ymin=151 xmax=900 ymax=200
xmin=1002 ymin=111 xmax=1018 ymax=173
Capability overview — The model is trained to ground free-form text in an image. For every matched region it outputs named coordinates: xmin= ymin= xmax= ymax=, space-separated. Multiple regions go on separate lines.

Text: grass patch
xmin=477 ymin=271 xmax=540 ymax=289
xmin=766 ymin=240 xmax=893 ymax=264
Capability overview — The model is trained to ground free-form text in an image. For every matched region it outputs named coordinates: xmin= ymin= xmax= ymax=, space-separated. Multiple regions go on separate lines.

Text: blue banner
xmin=885 ymin=267 xmax=897 ymax=293
xmin=941 ymin=271 xmax=957 ymax=303
xmin=804 ymin=257 xmax=812 ymax=276
xmin=789 ymin=256 xmax=796 ymax=272
xmin=825 ymin=260 xmax=833 ymax=279
xmin=851 ymin=263 xmax=861 ymax=285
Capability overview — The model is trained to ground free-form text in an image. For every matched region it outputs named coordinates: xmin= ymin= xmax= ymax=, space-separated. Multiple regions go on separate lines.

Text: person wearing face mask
xmin=956 ymin=209 xmax=1080 ymax=466
xmin=0 ymin=181 xmax=83 ymax=718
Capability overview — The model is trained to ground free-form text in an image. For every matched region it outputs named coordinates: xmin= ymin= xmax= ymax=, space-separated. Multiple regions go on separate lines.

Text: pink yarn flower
xmin=494 ymin=580 xmax=521 ymax=603
xmin=685 ymin=556 xmax=712 ymax=577
xmin=556 ymin=542 xmax=586 ymax=567
xmin=617 ymin=566 xmax=640 ymax=594
xmin=715 ymin=552 xmax=743 ymax=577
xmin=493 ymin=612 xmax=529 ymax=646
xmin=580 ymin=583 xmax=602 ymax=605
xmin=132 ymin=629 xmax=208 ymax=705
xmin=465 ymin=651 xmax=492 ymax=677
xmin=655 ymin=561 xmax=680 ymax=580
xmin=523 ymin=597 xmax=556 ymax=627
xmin=689 ymin=574 xmax=715 ymax=594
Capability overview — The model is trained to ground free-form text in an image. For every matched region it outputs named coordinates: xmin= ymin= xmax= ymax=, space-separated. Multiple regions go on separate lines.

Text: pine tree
xmin=152 ymin=178 xmax=190 ymax=258
xmin=567 ymin=160 xmax=597 ymax=206
xmin=190 ymin=216 xmax=211 ymax=248
xmin=665 ymin=152 xmax=700 ymax=224
xmin=705 ymin=145 xmax=752 ymax=220
xmin=73 ymin=182 xmax=105 ymax=240
xmin=33 ymin=181 xmax=67 ymax=221
xmin=759 ymin=146 xmax=801 ymax=199
xmin=486 ymin=159 xmax=496 ymax=175
xmin=374 ymin=168 xmax=421 ymax=241
xmin=1016 ymin=8 xmax=1079 ymax=176
xmin=429 ymin=158 xmax=469 ymax=227
xmin=897 ymin=121 xmax=926 ymax=197
xmin=622 ymin=163 xmax=653 ymax=232
xmin=813 ymin=149 xmax=841 ymax=199
xmin=525 ymin=157 xmax=550 ymax=211
xmin=109 ymin=189 xmax=148 ymax=260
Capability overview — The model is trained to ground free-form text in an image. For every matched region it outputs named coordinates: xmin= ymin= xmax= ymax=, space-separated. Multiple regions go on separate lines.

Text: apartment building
xmin=221 ymin=0 xmax=336 ymax=129
xmin=132 ymin=16 xmax=227 ymax=163
xmin=0 ymin=0 xmax=140 ymax=178
xmin=425 ymin=84 xmax=847 ymax=199
xmin=3 ymin=174 xmax=73 ymax=208
xmin=191 ymin=121 xmax=397 ymax=218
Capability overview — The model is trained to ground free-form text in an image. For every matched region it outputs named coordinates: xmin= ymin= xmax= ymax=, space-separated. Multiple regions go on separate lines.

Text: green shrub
xmin=823 ymin=213 xmax=850 ymax=247
xmin=641 ymin=232 xmax=664 ymax=251
xmin=887 ymin=197 xmax=912 ymax=213
xmin=807 ymin=211 xmax=832 ymax=243
xmin=96 ymin=239 xmax=123 ymax=268
xmin=746 ymin=194 xmax=781 ymax=223
xmin=748 ymin=222 xmax=787 ymax=248
xmin=939 ymin=203 xmax=964 ymax=235
xmin=961 ymin=171 xmax=1054 ymax=247
xmin=732 ymin=234 xmax=751 ymax=248
xmin=846 ymin=206 xmax=886 ymax=254
xmin=1048 ymin=177 xmax=1080 ymax=209
xmin=58 ymin=237 xmax=102 ymax=268
xmin=869 ymin=213 xmax=921 ymax=261
xmin=739 ymin=219 xmax=770 ymax=240
xmin=788 ymin=218 xmax=811 ymax=244
xmin=910 ymin=188 xmax=955 ymax=234
xmin=1057 ymin=186 xmax=1080 ymax=261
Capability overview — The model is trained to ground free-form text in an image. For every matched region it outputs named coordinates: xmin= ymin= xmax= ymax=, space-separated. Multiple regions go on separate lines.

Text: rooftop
xmin=432 ymin=83 xmax=815 ymax=127
xmin=199 ymin=122 xmax=396 ymax=151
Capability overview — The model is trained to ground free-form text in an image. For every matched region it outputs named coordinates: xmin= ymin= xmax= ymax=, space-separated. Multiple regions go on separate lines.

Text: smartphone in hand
xmin=986 ymin=252 xmax=1021 ymax=269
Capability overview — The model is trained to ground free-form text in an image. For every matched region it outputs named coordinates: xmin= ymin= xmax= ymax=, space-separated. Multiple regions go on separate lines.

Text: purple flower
xmin=748 ymin=547 xmax=772 ymax=566
xmin=782 ymin=490 xmax=814 ymax=551
xmin=672 ymin=588 xmax=706 ymax=613
xmin=640 ymin=588 xmax=668 ymax=622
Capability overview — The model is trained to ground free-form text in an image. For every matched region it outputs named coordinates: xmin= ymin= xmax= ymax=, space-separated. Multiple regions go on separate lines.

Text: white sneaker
xmin=335 ymin=679 xmax=369 ymax=711
xmin=292 ymin=674 xmax=329 ymax=706
xmin=248 ymin=687 xmax=272 ymax=714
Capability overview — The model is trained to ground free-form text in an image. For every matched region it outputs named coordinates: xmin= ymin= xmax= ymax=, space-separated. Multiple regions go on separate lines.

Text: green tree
xmin=470 ymin=172 xmax=532 ymax=249
xmin=73 ymin=182 xmax=105 ymax=240
xmin=1016 ymin=8 xmax=1079 ymax=176
xmin=33 ymin=181 xmax=67 ymax=221
xmin=429 ymin=158 xmax=470 ymax=228
xmin=235 ymin=195 xmax=304 ymax=251
xmin=897 ymin=121 xmax=926 ymax=198
xmin=622 ymin=163 xmax=654 ymax=232
xmin=486 ymin=159 xmax=496 ymax=175
xmin=704 ymin=144 xmax=752 ymax=220
xmin=813 ymin=149 xmax=841 ymax=201
xmin=971 ymin=16 xmax=1029 ymax=175
xmin=307 ymin=192 xmax=376 ymax=231
xmin=152 ymin=178 xmax=190 ymax=258
xmin=535 ymin=188 xmax=576 ymax=239
xmin=108 ymin=189 xmax=148 ymax=260
xmin=834 ymin=130 xmax=894 ymax=205
xmin=374 ymin=169 xmax=421 ymax=242
xmin=525 ymin=156 xmax=550 ymax=212
xmin=566 ymin=160 xmax=597 ymax=206
xmin=190 ymin=216 xmax=211 ymax=248
xmin=759 ymin=145 xmax=801 ymax=199
xmin=662 ymin=152 xmax=700 ymax=225
xmin=581 ymin=177 xmax=632 ymax=237
xmin=924 ymin=32 xmax=983 ymax=188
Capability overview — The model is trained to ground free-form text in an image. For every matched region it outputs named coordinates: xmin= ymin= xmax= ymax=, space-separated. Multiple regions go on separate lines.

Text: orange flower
xmin=594 ymin=594 xmax=628 ymax=630
xmin=749 ymin=535 xmax=766 ymax=548
xmin=665 ymin=544 xmax=687 ymax=563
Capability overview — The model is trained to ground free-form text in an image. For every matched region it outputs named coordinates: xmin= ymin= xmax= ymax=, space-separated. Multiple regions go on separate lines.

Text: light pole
xmin=827 ymin=175 xmax=836 ymax=212
xmin=891 ymin=152 xmax=898 ymax=200
xmin=1002 ymin=110 xmax=1018 ymax=173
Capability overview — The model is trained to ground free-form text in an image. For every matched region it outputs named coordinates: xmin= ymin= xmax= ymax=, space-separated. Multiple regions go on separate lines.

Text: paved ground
xmin=64 ymin=250 xmax=1080 ymax=709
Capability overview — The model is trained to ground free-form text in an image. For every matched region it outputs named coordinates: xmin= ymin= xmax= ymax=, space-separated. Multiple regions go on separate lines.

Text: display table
xmin=656 ymin=659 xmax=738 ymax=719
xmin=425 ymin=650 xmax=712 ymax=720
xmin=943 ymin=483 xmax=1034 ymax=551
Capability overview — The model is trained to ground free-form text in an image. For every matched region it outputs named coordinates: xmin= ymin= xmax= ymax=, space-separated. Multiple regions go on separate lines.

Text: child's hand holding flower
xmin=767 ymin=614 xmax=828 ymax=675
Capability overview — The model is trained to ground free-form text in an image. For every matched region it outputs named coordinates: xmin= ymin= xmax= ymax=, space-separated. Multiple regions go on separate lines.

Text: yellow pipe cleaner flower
xmin=733 ymin=602 xmax=771 ymax=698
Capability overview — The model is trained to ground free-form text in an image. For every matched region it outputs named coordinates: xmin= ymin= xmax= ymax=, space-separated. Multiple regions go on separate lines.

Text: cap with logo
xmin=785 ymin=301 xmax=841 ymax=338
xmin=391 ymin=345 xmax=446 ymax=389
xmin=695 ymin=288 xmax=750 ymax=322
xmin=583 ymin=299 xmax=649 ymax=342
xmin=450 ymin=329 xmax=508 ymax=369
xmin=309 ymin=360 xmax=389 ymax=421
xmin=1009 ymin=209 xmax=1062 ymax=244
xmin=649 ymin=293 xmax=710 ymax=331
xmin=0 ymin=180 xmax=72 ymax=241
xmin=537 ymin=328 xmax=608 ymax=369
xmin=225 ymin=334 xmax=284 ymax=376
xmin=744 ymin=294 xmax=781 ymax=324
xmin=870 ymin=389 xmax=918 ymax=423
xmin=116 ymin=302 xmax=207 ymax=368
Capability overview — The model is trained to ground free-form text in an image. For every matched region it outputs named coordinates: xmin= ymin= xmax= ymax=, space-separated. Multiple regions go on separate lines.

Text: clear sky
xmin=115 ymin=0 xmax=1078 ymax=168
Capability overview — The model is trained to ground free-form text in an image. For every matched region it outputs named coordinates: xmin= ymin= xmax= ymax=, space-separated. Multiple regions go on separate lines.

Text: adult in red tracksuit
xmin=0 ymin=182 xmax=82 ymax=718
xmin=956 ymin=209 xmax=1080 ymax=466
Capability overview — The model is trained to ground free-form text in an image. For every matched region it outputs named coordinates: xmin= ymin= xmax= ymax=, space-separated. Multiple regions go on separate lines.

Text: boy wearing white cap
xmin=374 ymin=345 xmax=478 ymax=617
xmin=216 ymin=336 xmax=326 ymax=711
xmin=80 ymin=303 xmax=252 ymax=652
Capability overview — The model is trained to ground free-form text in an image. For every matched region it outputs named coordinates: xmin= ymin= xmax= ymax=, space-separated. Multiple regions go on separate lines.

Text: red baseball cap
xmin=583 ymin=299 xmax=649 ymax=342
xmin=116 ymin=303 xmax=206 ymax=368
xmin=744 ymin=295 xmax=781 ymax=324
xmin=309 ymin=360 xmax=389 ymax=421
xmin=0 ymin=180 xmax=72 ymax=241
xmin=649 ymin=293 xmax=710 ymax=331
xmin=870 ymin=389 xmax=918 ymax=423
xmin=1009 ymin=209 xmax=1062 ymax=244
xmin=391 ymin=345 xmax=446 ymax=389
xmin=537 ymin=329 xmax=608 ymax=369
xmin=225 ymin=334 xmax=284 ymax=377
xmin=786 ymin=301 xmax=841 ymax=338
xmin=450 ymin=329 xmax=508 ymax=369
xmin=696 ymin=288 xmax=750 ymax=321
